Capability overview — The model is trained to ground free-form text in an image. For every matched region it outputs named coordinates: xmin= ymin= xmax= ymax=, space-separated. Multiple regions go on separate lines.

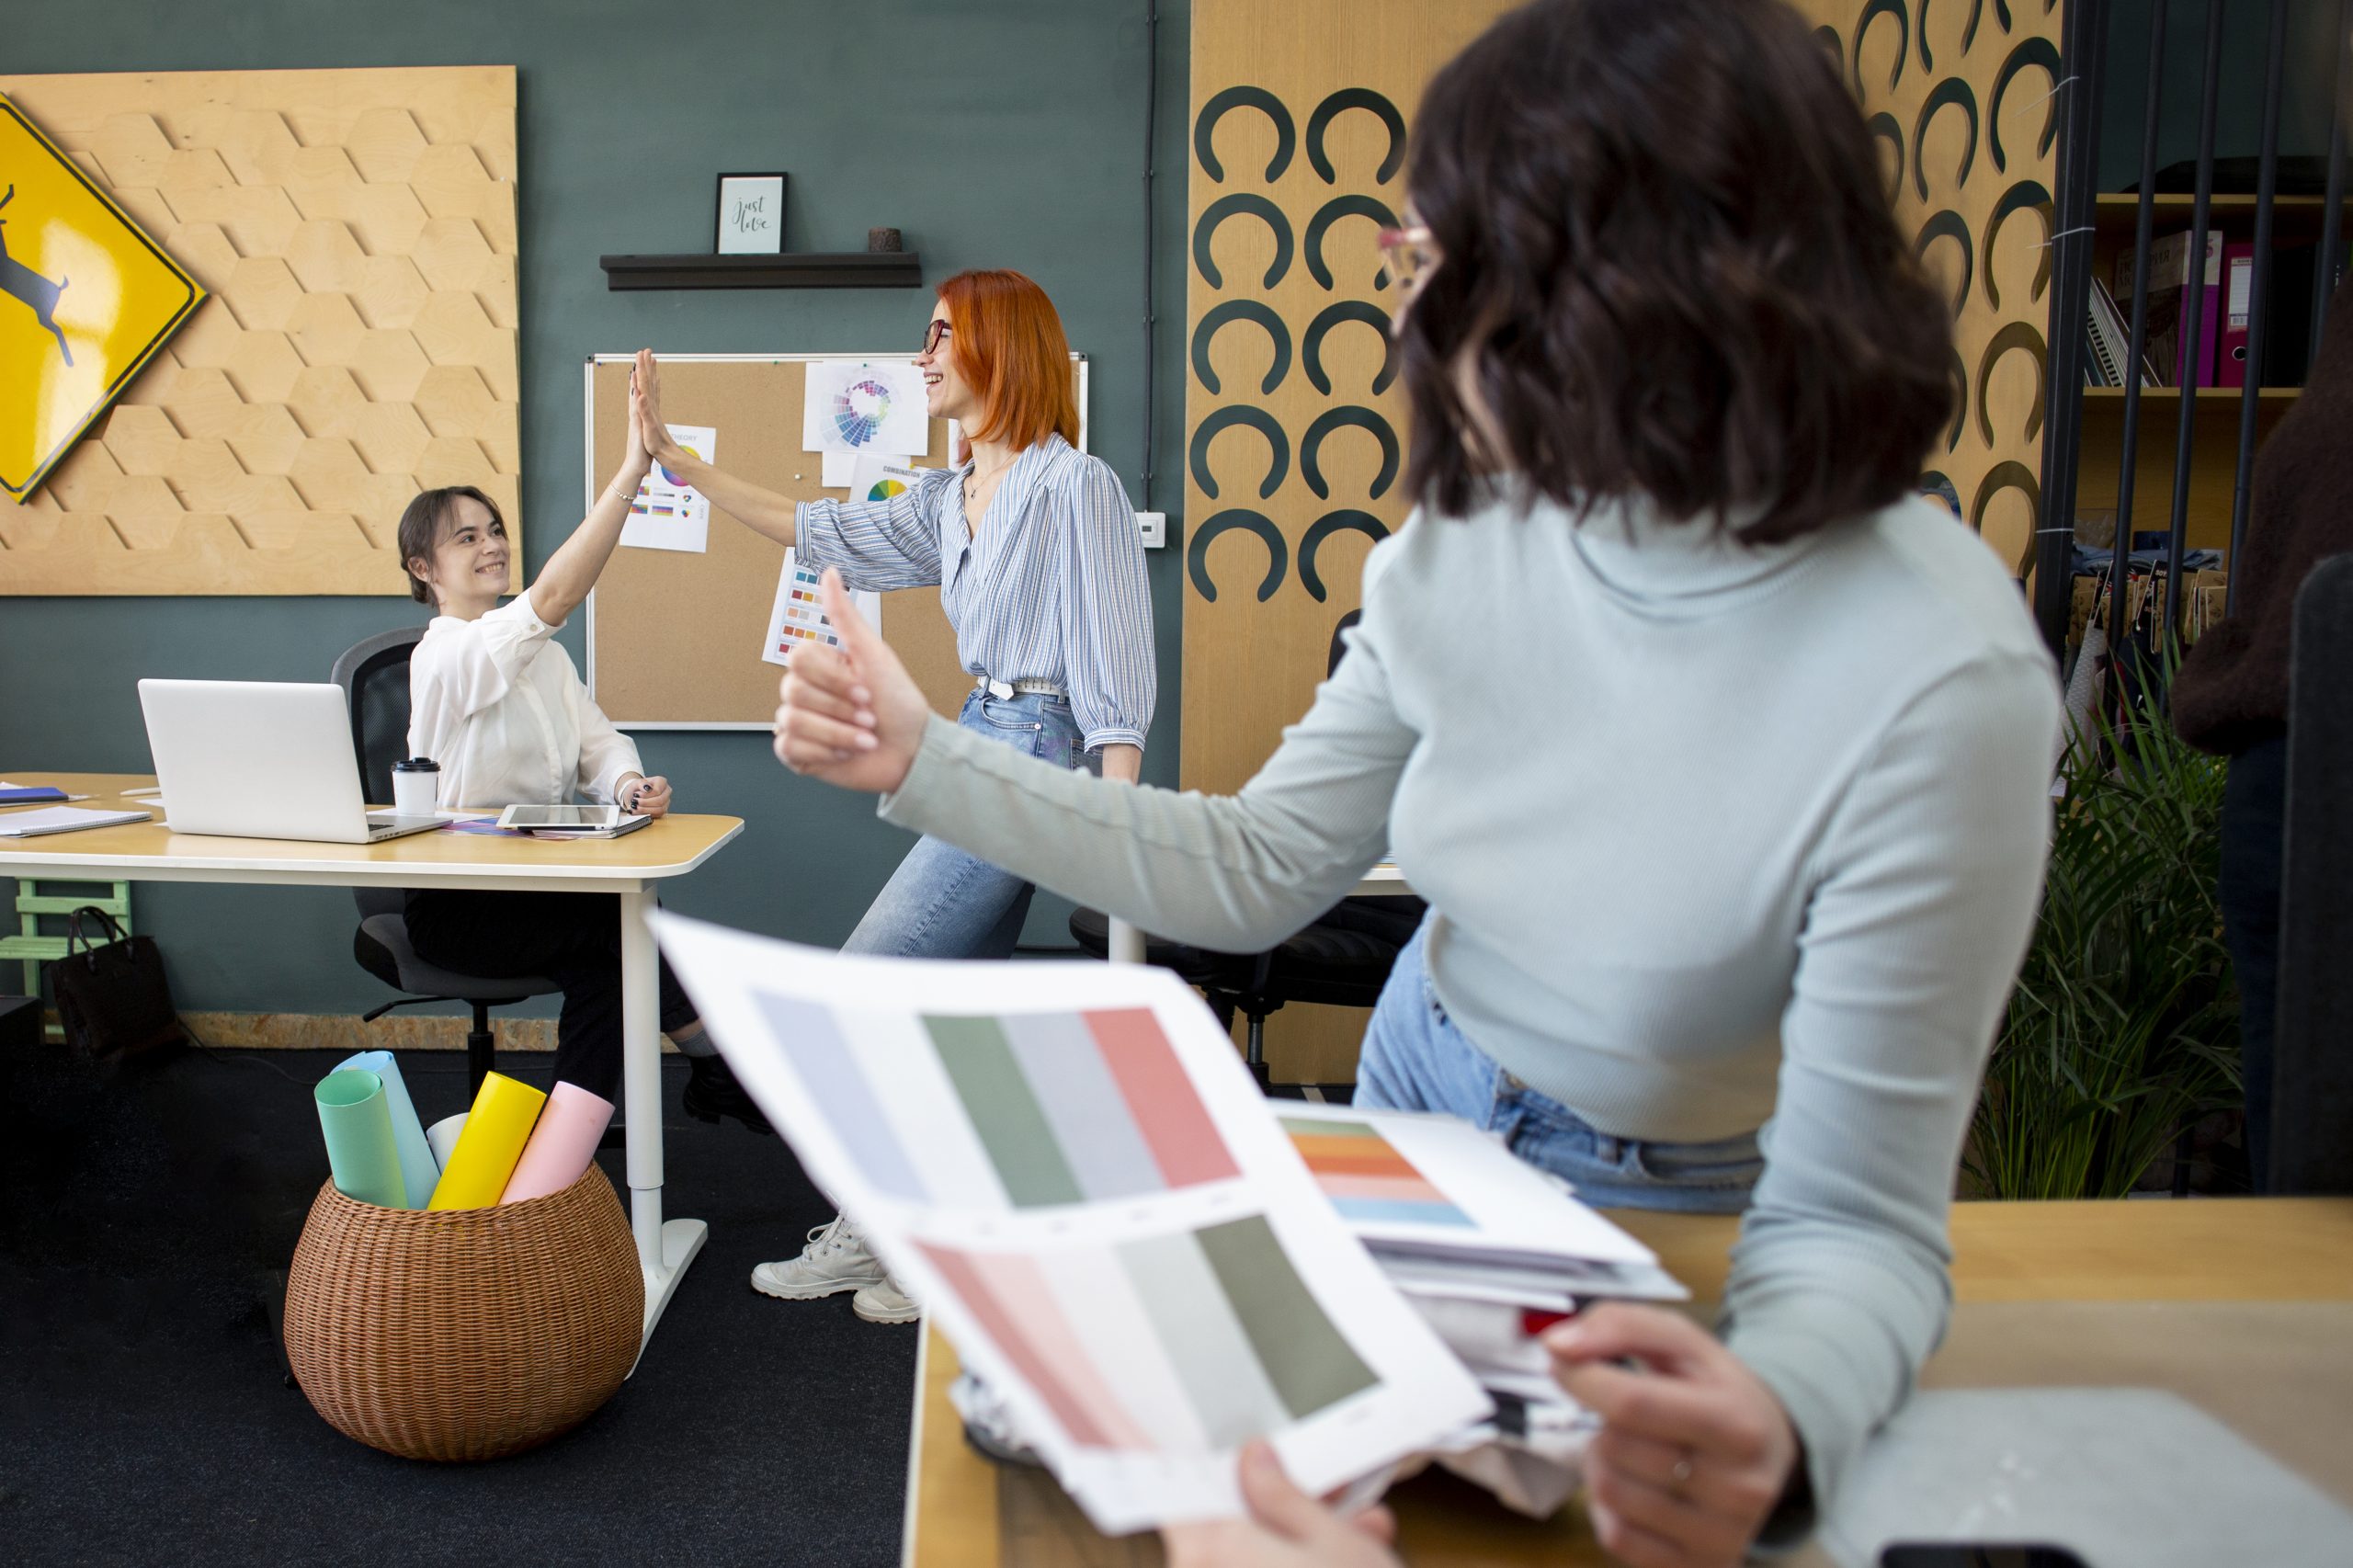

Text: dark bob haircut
xmin=1399 ymin=0 xmax=1952 ymax=543
xmin=396 ymin=484 xmax=506 ymax=605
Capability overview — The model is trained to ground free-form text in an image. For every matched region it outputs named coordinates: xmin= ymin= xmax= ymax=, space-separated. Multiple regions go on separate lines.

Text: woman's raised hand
xmin=772 ymin=568 xmax=929 ymax=793
xmin=631 ymin=348 xmax=677 ymax=465
xmin=1545 ymin=1304 xmax=1801 ymax=1568
xmin=619 ymin=367 xmax=653 ymax=483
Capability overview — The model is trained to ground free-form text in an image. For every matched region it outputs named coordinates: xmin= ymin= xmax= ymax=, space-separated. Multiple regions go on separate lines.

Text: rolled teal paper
xmin=334 ymin=1048 xmax=439 ymax=1209
xmin=313 ymin=1069 xmax=407 ymax=1209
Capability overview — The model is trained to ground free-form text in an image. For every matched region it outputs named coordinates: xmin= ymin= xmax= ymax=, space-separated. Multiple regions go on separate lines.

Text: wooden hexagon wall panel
xmin=0 ymin=67 xmax=518 ymax=596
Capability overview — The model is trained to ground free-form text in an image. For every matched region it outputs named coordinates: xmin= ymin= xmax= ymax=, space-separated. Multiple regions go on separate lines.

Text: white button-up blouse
xmin=406 ymin=594 xmax=642 ymax=811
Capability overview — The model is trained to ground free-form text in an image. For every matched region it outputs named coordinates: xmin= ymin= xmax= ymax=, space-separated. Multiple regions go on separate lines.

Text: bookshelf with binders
xmin=2076 ymin=191 xmax=2346 ymax=553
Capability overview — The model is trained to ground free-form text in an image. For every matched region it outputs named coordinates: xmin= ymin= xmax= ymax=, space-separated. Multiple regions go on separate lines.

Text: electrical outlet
xmin=1136 ymin=511 xmax=1167 ymax=549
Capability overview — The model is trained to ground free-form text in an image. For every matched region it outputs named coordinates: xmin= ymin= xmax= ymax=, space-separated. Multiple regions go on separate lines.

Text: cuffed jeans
xmin=844 ymin=688 xmax=1101 ymax=960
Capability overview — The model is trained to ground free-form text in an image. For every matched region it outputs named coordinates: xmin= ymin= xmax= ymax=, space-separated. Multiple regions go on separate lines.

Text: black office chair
xmin=1072 ymin=608 xmax=1425 ymax=1088
xmin=331 ymin=626 xmax=559 ymax=1098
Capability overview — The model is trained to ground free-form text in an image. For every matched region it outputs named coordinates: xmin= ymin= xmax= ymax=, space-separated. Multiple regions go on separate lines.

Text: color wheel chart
xmin=754 ymin=995 xmax=1240 ymax=1208
xmin=866 ymin=474 xmax=908 ymax=502
xmin=831 ymin=377 xmax=894 ymax=447
xmin=1280 ymin=1117 xmax=1473 ymax=1229
xmin=920 ymin=1214 xmax=1379 ymax=1452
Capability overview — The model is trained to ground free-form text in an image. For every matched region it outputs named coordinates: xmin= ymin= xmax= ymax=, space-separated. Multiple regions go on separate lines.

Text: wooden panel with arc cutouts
xmin=0 ymin=67 xmax=518 ymax=597
xmin=1802 ymin=0 xmax=2065 ymax=574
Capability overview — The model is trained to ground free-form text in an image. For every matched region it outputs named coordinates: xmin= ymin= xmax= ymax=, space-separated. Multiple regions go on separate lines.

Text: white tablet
xmin=496 ymin=803 xmax=622 ymax=832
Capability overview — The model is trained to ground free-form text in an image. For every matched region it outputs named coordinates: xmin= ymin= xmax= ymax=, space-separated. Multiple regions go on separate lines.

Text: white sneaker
xmin=851 ymin=1277 xmax=921 ymax=1324
xmin=750 ymin=1215 xmax=887 ymax=1301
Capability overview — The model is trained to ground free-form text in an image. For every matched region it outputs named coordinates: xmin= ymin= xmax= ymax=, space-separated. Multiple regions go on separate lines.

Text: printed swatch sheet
xmin=649 ymin=914 xmax=1490 ymax=1532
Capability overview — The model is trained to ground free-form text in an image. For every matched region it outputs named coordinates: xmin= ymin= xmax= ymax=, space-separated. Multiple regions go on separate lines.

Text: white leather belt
xmin=975 ymin=675 xmax=1064 ymax=700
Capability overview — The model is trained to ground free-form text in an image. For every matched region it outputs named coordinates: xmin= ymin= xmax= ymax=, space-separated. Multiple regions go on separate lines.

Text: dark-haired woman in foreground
xmin=778 ymin=0 xmax=2058 ymax=1561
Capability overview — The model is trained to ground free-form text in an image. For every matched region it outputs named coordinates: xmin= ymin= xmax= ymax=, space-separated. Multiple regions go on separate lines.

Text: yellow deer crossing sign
xmin=1 ymin=93 xmax=205 ymax=502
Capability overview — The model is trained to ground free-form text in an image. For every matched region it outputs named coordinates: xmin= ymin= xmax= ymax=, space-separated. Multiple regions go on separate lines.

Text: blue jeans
xmin=842 ymin=689 xmax=1099 ymax=960
xmin=1357 ymin=921 xmax=1765 ymax=1213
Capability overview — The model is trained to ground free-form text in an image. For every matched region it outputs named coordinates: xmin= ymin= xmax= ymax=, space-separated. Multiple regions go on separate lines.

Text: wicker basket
xmin=283 ymin=1165 xmax=643 ymax=1461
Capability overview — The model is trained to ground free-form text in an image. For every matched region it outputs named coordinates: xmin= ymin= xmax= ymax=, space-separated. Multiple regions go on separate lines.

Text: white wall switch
xmin=1136 ymin=511 xmax=1167 ymax=549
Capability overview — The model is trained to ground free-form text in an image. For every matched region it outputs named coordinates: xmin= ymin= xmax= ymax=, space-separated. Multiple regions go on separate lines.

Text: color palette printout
xmin=760 ymin=548 xmax=881 ymax=668
xmin=1275 ymin=1101 xmax=1660 ymax=1269
xmin=647 ymin=913 xmax=1490 ymax=1532
xmin=620 ymin=423 xmax=717 ymax=552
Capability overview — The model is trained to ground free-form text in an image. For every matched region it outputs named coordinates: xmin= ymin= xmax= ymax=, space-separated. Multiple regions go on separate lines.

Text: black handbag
xmin=51 ymin=905 xmax=186 ymax=1063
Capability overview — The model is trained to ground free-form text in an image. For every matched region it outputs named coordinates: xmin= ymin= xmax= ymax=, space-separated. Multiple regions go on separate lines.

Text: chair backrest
xmin=2274 ymin=554 xmax=2353 ymax=1194
xmin=331 ymin=625 xmax=426 ymax=807
xmin=1328 ymin=608 xmax=1362 ymax=679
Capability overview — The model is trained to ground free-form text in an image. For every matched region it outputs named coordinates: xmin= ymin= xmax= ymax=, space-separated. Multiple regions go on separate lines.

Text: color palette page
xmin=648 ymin=913 xmax=1490 ymax=1532
xmin=1277 ymin=1102 xmax=1659 ymax=1267
xmin=760 ymin=547 xmax=881 ymax=668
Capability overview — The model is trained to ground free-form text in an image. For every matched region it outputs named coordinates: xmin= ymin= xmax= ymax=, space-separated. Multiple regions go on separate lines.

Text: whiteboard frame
xmin=581 ymin=351 xmax=1090 ymax=731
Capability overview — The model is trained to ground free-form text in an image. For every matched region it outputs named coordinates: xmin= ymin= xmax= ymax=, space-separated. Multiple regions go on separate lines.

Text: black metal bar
xmin=1141 ymin=0 xmax=1160 ymax=511
xmin=2319 ymin=0 xmax=2351 ymax=352
xmin=2164 ymin=0 xmax=2230 ymax=651
xmin=2037 ymin=0 xmax=2109 ymax=655
xmin=2108 ymin=0 xmax=2170 ymax=641
xmin=2227 ymin=0 xmax=2291 ymax=618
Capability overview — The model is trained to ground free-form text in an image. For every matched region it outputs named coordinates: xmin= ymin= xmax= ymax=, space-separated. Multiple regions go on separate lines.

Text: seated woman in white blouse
xmin=396 ymin=386 xmax=767 ymax=1132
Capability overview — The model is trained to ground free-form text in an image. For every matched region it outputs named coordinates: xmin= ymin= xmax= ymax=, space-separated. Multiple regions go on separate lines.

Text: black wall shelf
xmin=597 ymin=253 xmax=924 ymax=290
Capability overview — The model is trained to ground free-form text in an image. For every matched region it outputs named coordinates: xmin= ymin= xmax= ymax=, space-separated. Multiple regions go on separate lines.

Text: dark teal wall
xmin=1 ymin=0 xmax=1195 ymax=1015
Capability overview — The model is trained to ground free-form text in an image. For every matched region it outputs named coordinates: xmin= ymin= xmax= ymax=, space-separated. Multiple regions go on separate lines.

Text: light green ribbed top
xmin=881 ymin=488 xmax=2060 ymax=1525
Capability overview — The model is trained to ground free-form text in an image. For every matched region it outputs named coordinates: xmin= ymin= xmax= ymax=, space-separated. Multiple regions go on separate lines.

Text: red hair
xmin=937 ymin=269 xmax=1079 ymax=450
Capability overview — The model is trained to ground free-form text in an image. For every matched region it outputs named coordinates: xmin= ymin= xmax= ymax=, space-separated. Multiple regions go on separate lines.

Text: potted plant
xmin=1966 ymin=671 xmax=2243 ymax=1199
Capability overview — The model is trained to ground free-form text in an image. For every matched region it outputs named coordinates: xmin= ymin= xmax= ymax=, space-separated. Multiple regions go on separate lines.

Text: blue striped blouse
xmin=795 ymin=434 xmax=1156 ymax=752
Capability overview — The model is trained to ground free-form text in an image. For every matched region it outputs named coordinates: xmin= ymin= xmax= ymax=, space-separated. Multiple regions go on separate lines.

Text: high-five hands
xmin=772 ymin=568 xmax=929 ymax=793
xmin=1545 ymin=1304 xmax=1801 ymax=1568
xmin=631 ymin=349 xmax=680 ymax=467
xmin=1161 ymin=1444 xmax=1401 ymax=1568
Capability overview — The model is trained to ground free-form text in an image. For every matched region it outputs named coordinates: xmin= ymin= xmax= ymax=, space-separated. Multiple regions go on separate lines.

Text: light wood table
xmin=0 ymin=771 xmax=744 ymax=1349
xmin=903 ymin=1199 xmax=2353 ymax=1567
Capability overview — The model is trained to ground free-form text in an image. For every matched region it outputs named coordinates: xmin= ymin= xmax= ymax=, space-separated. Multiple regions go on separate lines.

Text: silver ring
xmin=1670 ymin=1457 xmax=1694 ymax=1486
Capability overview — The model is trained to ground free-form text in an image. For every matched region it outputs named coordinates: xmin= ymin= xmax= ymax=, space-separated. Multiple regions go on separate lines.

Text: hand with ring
xmin=1544 ymin=1303 xmax=1802 ymax=1567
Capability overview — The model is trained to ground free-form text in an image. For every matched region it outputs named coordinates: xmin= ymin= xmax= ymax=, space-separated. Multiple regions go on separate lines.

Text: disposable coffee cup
xmin=391 ymin=757 xmax=441 ymax=817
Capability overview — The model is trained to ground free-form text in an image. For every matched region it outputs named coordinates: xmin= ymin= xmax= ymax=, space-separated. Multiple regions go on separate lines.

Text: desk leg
xmin=1107 ymin=915 xmax=1146 ymax=965
xmin=621 ymin=883 xmax=705 ymax=1360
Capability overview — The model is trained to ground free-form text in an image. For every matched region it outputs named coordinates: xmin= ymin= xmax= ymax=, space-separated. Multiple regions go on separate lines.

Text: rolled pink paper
xmin=497 ymin=1081 xmax=615 ymax=1203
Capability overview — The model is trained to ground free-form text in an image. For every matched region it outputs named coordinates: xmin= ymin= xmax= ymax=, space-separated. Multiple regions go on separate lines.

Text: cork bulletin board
xmin=583 ymin=353 xmax=1087 ymax=729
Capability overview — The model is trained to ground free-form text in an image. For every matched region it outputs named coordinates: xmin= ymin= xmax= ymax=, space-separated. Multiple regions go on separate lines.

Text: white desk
xmin=0 ymin=771 xmax=743 ymax=1350
xmin=1105 ymin=861 xmax=1415 ymax=963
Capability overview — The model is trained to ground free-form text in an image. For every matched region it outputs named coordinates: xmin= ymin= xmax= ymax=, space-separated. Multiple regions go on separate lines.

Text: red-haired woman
xmin=632 ymin=269 xmax=1154 ymax=1322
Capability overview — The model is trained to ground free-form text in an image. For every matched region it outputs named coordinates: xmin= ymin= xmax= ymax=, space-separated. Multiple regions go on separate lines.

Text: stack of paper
xmin=650 ymin=913 xmax=1492 ymax=1534
xmin=1277 ymin=1102 xmax=1688 ymax=1515
xmin=0 ymin=804 xmax=152 ymax=837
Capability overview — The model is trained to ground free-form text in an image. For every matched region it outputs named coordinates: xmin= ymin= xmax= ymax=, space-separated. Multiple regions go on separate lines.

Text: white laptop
xmin=137 ymin=679 xmax=444 ymax=844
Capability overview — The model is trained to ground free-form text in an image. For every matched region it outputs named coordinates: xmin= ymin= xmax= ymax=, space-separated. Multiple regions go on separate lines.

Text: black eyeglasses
xmin=921 ymin=319 xmax=954 ymax=356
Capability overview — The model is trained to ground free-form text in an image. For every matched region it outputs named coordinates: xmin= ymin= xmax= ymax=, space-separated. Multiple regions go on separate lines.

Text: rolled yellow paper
xmin=426 ymin=1072 xmax=548 ymax=1210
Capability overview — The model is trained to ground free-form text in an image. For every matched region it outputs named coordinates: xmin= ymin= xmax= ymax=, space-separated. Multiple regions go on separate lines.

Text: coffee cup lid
xmin=392 ymin=757 xmax=439 ymax=771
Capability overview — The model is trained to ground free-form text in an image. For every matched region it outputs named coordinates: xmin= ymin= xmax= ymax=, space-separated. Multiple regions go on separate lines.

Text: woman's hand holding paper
xmin=772 ymin=568 xmax=928 ymax=794
xmin=1545 ymin=1304 xmax=1800 ymax=1568
xmin=1160 ymin=1445 xmax=1401 ymax=1568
